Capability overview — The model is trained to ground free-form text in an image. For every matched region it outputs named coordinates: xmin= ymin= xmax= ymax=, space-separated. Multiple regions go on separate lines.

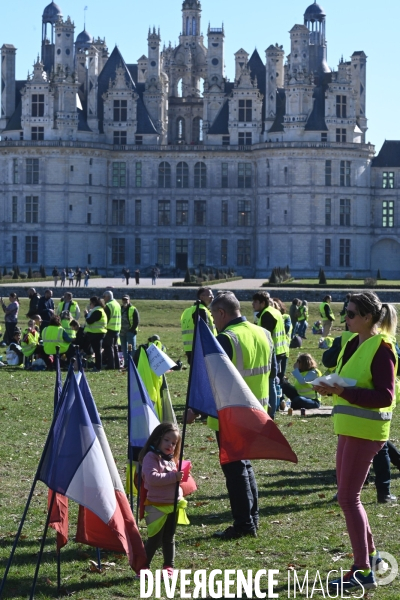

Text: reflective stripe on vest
xmin=85 ymin=307 xmax=107 ymax=334
xmin=42 ymin=326 xmax=69 ymax=355
xmin=332 ymin=405 xmax=392 ymax=421
xmin=293 ymin=369 xmax=321 ymax=400
xmin=106 ymin=300 xmax=121 ymax=331
xmin=21 ymin=331 xmax=39 ymax=357
xmin=61 ymin=319 xmax=76 ymax=339
xmin=258 ymin=306 xmax=286 ymax=355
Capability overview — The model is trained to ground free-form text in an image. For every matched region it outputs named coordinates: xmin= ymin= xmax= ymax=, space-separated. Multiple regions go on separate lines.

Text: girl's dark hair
xmin=10 ymin=292 xmax=19 ymax=302
xmin=89 ymin=296 xmax=105 ymax=308
xmin=138 ymin=422 xmax=181 ymax=465
xmin=296 ymin=353 xmax=318 ymax=371
xmin=272 ymin=298 xmax=287 ymax=314
xmin=49 ymin=315 xmax=61 ymax=326
xmin=350 ymin=292 xmax=397 ymax=335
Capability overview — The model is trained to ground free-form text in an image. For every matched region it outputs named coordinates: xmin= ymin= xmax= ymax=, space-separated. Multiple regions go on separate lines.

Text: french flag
xmin=128 ymin=356 xmax=160 ymax=456
xmin=39 ymin=375 xmax=147 ymax=572
xmin=188 ymin=318 xmax=298 ymax=465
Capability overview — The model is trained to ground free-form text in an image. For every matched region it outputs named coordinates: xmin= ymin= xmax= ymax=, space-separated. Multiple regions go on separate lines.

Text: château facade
xmin=0 ymin=0 xmax=399 ymax=277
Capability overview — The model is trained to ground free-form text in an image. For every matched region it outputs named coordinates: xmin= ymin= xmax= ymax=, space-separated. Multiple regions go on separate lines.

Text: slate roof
xmin=268 ymin=88 xmax=286 ymax=133
xmin=305 ymin=84 xmax=328 ymax=131
xmin=208 ymin=100 xmax=229 ymax=135
xmin=77 ymin=108 xmax=92 ymax=132
xmin=371 ymin=141 xmax=400 ymax=168
xmin=248 ymin=49 xmax=266 ymax=133
xmin=97 ymin=46 xmax=158 ymax=135
xmin=4 ymin=100 xmax=22 ymax=131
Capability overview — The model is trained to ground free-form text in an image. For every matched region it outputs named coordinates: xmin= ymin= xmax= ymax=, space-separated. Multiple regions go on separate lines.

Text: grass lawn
xmin=1 ymin=300 xmax=400 ymax=599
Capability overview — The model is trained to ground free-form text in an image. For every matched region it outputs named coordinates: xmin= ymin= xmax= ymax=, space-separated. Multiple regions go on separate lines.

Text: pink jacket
xmin=142 ymin=451 xmax=183 ymax=504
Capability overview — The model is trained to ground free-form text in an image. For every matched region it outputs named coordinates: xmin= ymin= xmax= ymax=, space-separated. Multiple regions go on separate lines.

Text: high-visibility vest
xmin=333 ymin=334 xmax=398 ymax=441
xmin=127 ymin=305 xmax=138 ymax=329
xmin=298 ymin=306 xmax=308 ymax=322
xmin=42 ymin=325 xmax=70 ymax=355
xmin=293 ymin=369 xmax=321 ymax=400
xmin=282 ymin=313 xmax=292 ymax=357
xmin=319 ymin=302 xmax=335 ymax=322
xmin=61 ymin=318 xmax=76 ymax=339
xmin=181 ymin=303 xmax=216 ymax=352
xmin=137 ymin=345 xmax=163 ymax=419
xmin=21 ymin=329 xmax=40 ymax=357
xmin=258 ymin=306 xmax=286 ymax=356
xmin=106 ymin=299 xmax=121 ymax=332
xmin=57 ymin=300 xmax=79 ymax=319
xmin=85 ymin=307 xmax=107 ymax=334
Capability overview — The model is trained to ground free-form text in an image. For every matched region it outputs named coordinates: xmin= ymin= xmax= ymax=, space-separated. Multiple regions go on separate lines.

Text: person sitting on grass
xmin=281 ymin=353 xmax=321 ymax=410
xmin=6 ymin=328 xmax=24 ymax=366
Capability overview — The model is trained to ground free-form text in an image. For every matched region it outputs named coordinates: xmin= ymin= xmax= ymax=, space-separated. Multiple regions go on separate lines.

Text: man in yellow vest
xmin=252 ymin=291 xmax=285 ymax=419
xmin=57 ymin=292 xmax=80 ymax=320
xmin=42 ymin=315 xmax=73 ymax=357
xmin=208 ymin=292 xmax=273 ymax=540
xmin=319 ymin=294 xmax=335 ymax=337
xmin=103 ymin=290 xmax=122 ymax=370
xmin=180 ymin=287 xmax=216 ymax=364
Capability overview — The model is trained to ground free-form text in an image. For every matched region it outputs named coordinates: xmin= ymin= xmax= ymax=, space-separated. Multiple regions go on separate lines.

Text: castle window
xmin=192 ymin=117 xmax=203 ymax=143
xmin=340 ymin=199 xmax=351 ymax=226
xmin=135 ymin=162 xmax=142 ymax=188
xmin=284 ymin=166 xmax=288 ymax=185
xmin=382 ymin=201 xmax=394 ymax=227
xmin=87 ymin=213 xmax=92 ymax=224
xmin=25 ymin=236 xmax=38 ymax=264
xmin=238 ymin=163 xmax=252 ymax=188
xmin=112 ymin=162 xmax=126 ymax=187
xmin=237 ymin=239 xmax=251 ymax=266
xmin=325 ymin=198 xmax=331 ymax=226
xmin=336 ymin=128 xmax=346 ymax=143
xmin=158 ymin=200 xmax=170 ymax=226
xmin=339 ymin=239 xmax=351 ymax=267
xmin=325 ymin=239 xmax=331 ymax=267
xmin=12 ymin=236 xmax=17 ymax=263
xmin=340 ymin=161 xmax=351 ymax=187
xmin=89 ymin=174 xmax=92 ymax=186
xmin=12 ymin=197 xmax=18 ymax=223
xmin=221 ymin=163 xmax=229 ymax=188
xmin=221 ymin=239 xmax=228 ymax=266
xmin=194 ymin=201 xmax=206 ymax=226
xmin=238 ymin=200 xmax=251 ymax=226
xmin=88 ymin=196 xmax=92 ymax=205
xmin=158 ymin=162 xmax=171 ymax=188
xmin=135 ymin=135 xmax=143 ymax=145
xmin=176 ymin=201 xmax=188 ymax=226
xmin=336 ymin=95 xmax=347 ymax=118
xmin=135 ymin=238 xmax=141 ymax=264
xmin=238 ymin=99 xmax=252 ymax=122
xmin=192 ymin=17 xmax=197 ymax=36
xmin=321 ymin=133 xmax=327 ymax=142
xmin=382 ymin=172 xmax=394 ymax=189
xmin=193 ymin=239 xmax=206 ymax=265
xmin=31 ymin=94 xmax=44 ymax=117
xmin=112 ymin=199 xmax=125 ymax=225
xmin=157 ymin=239 xmax=170 ymax=265
xmin=222 ymin=135 xmax=230 ymax=146
xmin=325 ymin=160 xmax=332 ymax=186
xmin=176 ymin=162 xmax=189 ymax=188
xmin=111 ymin=238 xmax=125 ymax=265
xmin=25 ymin=196 xmax=39 ymax=223
xmin=31 ymin=127 xmax=44 ymax=141
xmin=113 ymin=131 xmax=127 ymax=145
xmin=221 ymin=201 xmax=228 ymax=226
xmin=113 ymin=100 xmax=127 ymax=122
xmin=13 ymin=159 xmax=19 ymax=184
xmin=194 ymin=162 xmax=207 ymax=188
xmin=26 ymin=159 xmax=39 ymax=184
xmin=135 ymin=200 xmax=142 ymax=225
xmin=177 ymin=117 xmax=186 ymax=142
xmin=186 ymin=17 xmax=191 ymax=35
xmin=238 ymin=132 xmax=252 ymax=146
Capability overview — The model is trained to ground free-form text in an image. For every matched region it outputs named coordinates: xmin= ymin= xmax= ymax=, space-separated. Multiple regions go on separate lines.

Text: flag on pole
xmin=188 ymin=318 xmax=298 ymax=465
xmin=128 ymin=356 xmax=160 ymax=453
xmin=39 ymin=375 xmax=147 ymax=572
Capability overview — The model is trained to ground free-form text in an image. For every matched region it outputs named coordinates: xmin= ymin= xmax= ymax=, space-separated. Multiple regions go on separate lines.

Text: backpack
xmin=290 ymin=335 xmax=302 ymax=349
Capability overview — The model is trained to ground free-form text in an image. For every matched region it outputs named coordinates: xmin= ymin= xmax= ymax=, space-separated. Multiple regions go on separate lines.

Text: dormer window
xmin=113 ymin=99 xmax=127 ymax=122
xmin=32 ymin=94 xmax=44 ymax=117
xmin=239 ymin=99 xmax=252 ymax=122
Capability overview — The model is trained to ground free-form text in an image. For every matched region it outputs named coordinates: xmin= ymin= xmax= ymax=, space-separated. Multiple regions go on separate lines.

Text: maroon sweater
xmin=339 ymin=336 xmax=396 ymax=409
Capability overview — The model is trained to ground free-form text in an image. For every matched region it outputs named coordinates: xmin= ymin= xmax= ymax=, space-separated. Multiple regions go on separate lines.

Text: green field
xmin=1 ymin=300 xmax=399 ymax=599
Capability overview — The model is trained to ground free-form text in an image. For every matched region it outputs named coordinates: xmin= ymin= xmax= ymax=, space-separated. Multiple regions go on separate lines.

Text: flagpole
xmin=0 ymin=363 xmax=74 ymax=598
xmin=171 ymin=302 xmax=201 ymax=535
xmin=29 ymin=491 xmax=57 ymax=600
xmin=127 ymin=356 xmax=134 ymax=512
xmin=136 ymin=463 xmax=142 ymax=523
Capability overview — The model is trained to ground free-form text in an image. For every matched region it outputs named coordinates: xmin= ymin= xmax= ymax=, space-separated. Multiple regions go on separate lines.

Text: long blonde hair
xmin=350 ymin=292 xmax=398 ymax=336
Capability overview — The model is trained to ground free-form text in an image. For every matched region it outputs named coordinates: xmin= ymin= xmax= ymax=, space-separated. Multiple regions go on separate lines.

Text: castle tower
xmin=41 ymin=1 xmax=63 ymax=73
xmin=206 ymin=24 xmax=224 ymax=88
xmin=351 ymin=51 xmax=367 ymax=141
xmin=0 ymin=44 xmax=16 ymax=130
xmin=54 ymin=16 xmax=75 ymax=74
xmin=289 ymin=25 xmax=310 ymax=78
xmin=265 ymin=44 xmax=284 ymax=125
xmin=181 ymin=0 xmax=202 ymax=37
xmin=147 ymin=27 xmax=161 ymax=79
xmin=87 ymin=45 xmax=99 ymax=132
xmin=234 ymin=49 xmax=249 ymax=82
xmin=144 ymin=28 xmax=167 ymax=142
xmin=303 ymin=1 xmax=330 ymax=82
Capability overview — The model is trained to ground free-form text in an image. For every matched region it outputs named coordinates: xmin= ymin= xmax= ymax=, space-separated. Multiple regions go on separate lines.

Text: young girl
xmin=138 ymin=423 xmax=187 ymax=576
xmin=281 ymin=353 xmax=321 ymax=410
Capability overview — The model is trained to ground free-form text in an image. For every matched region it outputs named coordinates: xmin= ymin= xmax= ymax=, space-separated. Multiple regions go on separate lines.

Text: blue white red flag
xmin=128 ymin=356 xmax=160 ymax=453
xmin=39 ymin=375 xmax=147 ymax=571
xmin=188 ymin=318 xmax=298 ymax=465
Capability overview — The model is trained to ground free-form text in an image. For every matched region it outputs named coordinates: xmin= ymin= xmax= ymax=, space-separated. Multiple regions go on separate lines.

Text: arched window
xmin=177 ymin=117 xmax=186 ymax=142
xmin=194 ymin=162 xmax=207 ymax=188
xmin=158 ymin=162 xmax=171 ymax=188
xmin=192 ymin=117 xmax=203 ymax=143
xmin=176 ymin=162 xmax=189 ymax=188
xmin=192 ymin=18 xmax=197 ymax=35
xmin=186 ymin=17 xmax=191 ymax=35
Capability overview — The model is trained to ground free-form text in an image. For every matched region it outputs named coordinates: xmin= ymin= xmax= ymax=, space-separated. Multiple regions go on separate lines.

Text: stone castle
xmin=0 ymin=0 xmax=399 ymax=277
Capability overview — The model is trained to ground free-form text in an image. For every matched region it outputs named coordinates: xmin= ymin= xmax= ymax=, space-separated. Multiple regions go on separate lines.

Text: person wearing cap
xmin=57 ymin=292 xmax=80 ymax=320
xmin=103 ymin=290 xmax=122 ymax=370
xmin=120 ymin=295 xmax=139 ymax=367
xmin=6 ymin=328 xmax=24 ymax=366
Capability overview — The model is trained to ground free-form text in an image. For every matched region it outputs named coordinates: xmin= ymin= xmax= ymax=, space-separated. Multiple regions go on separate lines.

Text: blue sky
xmin=1 ymin=0 xmax=398 ymax=152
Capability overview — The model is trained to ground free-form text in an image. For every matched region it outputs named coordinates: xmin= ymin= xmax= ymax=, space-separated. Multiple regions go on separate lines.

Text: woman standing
xmin=314 ymin=292 xmax=397 ymax=592
xmin=1 ymin=292 xmax=20 ymax=345
xmin=84 ymin=296 xmax=107 ymax=372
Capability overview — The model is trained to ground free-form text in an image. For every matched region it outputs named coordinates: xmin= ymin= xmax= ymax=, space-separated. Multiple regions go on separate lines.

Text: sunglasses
xmin=346 ymin=309 xmax=359 ymax=320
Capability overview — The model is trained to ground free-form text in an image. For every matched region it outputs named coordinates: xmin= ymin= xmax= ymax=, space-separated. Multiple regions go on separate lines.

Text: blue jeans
xmin=120 ymin=331 xmax=137 ymax=366
xmin=291 ymin=396 xmax=320 ymax=410
xmin=297 ymin=320 xmax=308 ymax=338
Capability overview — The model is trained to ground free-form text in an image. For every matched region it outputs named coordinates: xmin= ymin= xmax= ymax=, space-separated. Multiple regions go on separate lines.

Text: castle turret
xmin=265 ymin=44 xmax=284 ymax=126
xmin=147 ymin=27 xmax=161 ymax=79
xmin=304 ymin=1 xmax=330 ymax=82
xmin=0 ymin=44 xmax=17 ymax=131
xmin=41 ymin=1 xmax=63 ymax=73
xmin=207 ymin=24 xmax=224 ymax=88
xmin=181 ymin=0 xmax=201 ymax=37
xmin=351 ymin=51 xmax=367 ymax=141
xmin=54 ymin=16 xmax=75 ymax=74
xmin=234 ymin=49 xmax=249 ymax=83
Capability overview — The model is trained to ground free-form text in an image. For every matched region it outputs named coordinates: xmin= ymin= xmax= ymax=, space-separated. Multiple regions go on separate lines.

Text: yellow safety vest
xmin=294 ymin=369 xmax=321 ymax=400
xmin=21 ymin=329 xmax=40 ymax=357
xmin=106 ymin=299 xmax=121 ymax=332
xmin=85 ymin=307 xmax=107 ymax=334
xmin=319 ymin=302 xmax=335 ymax=322
xmin=137 ymin=345 xmax=163 ymax=419
xmin=181 ymin=303 xmax=216 ymax=352
xmin=258 ymin=306 xmax=286 ymax=356
xmin=298 ymin=306 xmax=308 ymax=322
xmin=42 ymin=325 xmax=70 ymax=355
xmin=282 ymin=313 xmax=292 ymax=357
xmin=57 ymin=300 xmax=79 ymax=319
xmin=61 ymin=319 xmax=76 ymax=339
xmin=333 ymin=334 xmax=397 ymax=441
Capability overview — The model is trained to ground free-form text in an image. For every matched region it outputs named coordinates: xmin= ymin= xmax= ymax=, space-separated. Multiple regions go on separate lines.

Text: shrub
xmin=95 ymin=267 xmax=99 ymax=276
xmin=0 ymin=269 xmax=2 ymax=280
xmin=184 ymin=268 xmax=192 ymax=283
xmin=377 ymin=269 xmax=381 ymax=279
xmin=364 ymin=278 xmax=377 ymax=287
xmin=319 ymin=269 xmax=327 ymax=284
xmin=345 ymin=273 xmax=353 ymax=279
xmin=12 ymin=268 xmax=18 ymax=280
xmin=28 ymin=267 xmax=33 ymax=279
xmin=2 ymin=266 xmax=6 ymax=276
xmin=19 ymin=272 xmax=28 ymax=279
xmin=33 ymin=271 xmax=42 ymax=278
